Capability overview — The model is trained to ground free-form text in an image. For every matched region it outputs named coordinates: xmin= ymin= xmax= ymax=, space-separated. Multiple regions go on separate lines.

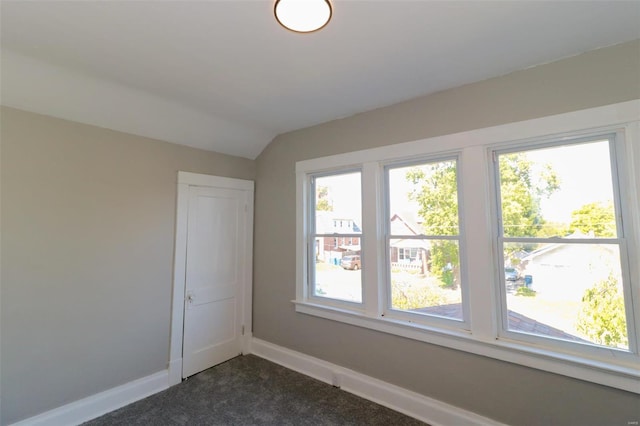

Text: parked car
xmin=505 ymin=267 xmax=519 ymax=281
xmin=340 ymin=255 xmax=361 ymax=270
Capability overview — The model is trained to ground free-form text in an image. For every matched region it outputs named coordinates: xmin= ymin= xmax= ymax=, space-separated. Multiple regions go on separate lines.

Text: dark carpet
xmin=83 ymin=354 xmax=427 ymax=425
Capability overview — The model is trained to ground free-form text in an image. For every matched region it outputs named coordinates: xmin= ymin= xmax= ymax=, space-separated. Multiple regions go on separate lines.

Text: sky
xmin=315 ymin=172 xmax=362 ymax=223
xmin=529 ymin=140 xmax=614 ymax=223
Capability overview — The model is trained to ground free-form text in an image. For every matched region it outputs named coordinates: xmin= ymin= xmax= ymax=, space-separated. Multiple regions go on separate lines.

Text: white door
xmin=182 ymin=185 xmax=250 ymax=378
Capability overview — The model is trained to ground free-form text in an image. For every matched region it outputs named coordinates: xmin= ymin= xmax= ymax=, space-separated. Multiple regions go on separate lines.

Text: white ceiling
xmin=1 ymin=1 xmax=639 ymax=159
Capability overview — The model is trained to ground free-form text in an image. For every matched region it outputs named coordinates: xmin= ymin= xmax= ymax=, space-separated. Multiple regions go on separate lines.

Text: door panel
xmin=182 ymin=186 xmax=246 ymax=378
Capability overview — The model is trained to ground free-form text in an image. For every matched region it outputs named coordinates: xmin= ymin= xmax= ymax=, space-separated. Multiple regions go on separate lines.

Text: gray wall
xmin=253 ymin=40 xmax=640 ymax=426
xmin=0 ymin=107 xmax=255 ymax=425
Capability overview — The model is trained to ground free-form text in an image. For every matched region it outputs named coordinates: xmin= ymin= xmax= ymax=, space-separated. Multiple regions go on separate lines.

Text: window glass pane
xmin=314 ymin=172 xmax=361 ymax=234
xmin=313 ymin=172 xmax=362 ymax=303
xmin=314 ymin=251 xmax=362 ymax=303
xmin=504 ymin=242 xmax=628 ymax=350
xmin=390 ymin=239 xmax=462 ymax=320
xmin=388 ymin=160 xmax=462 ymax=320
xmin=498 ymin=140 xmax=616 ymax=238
xmin=389 ymin=160 xmax=458 ymax=236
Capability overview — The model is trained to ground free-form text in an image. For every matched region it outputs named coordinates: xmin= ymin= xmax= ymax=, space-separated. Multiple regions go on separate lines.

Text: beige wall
xmin=253 ymin=40 xmax=640 ymax=425
xmin=0 ymin=107 xmax=255 ymax=425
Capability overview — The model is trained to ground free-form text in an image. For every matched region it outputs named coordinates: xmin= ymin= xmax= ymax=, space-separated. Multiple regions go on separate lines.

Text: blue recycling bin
xmin=524 ymin=275 xmax=533 ymax=287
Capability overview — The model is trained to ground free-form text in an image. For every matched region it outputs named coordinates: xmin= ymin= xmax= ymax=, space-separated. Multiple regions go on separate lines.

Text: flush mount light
xmin=274 ymin=0 xmax=332 ymax=33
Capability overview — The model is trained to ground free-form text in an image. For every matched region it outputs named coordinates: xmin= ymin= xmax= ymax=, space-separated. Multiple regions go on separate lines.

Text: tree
xmin=576 ymin=274 xmax=628 ymax=348
xmin=407 ymin=154 xmax=559 ymax=288
xmin=406 ymin=161 xmax=458 ymax=236
xmin=569 ymin=201 xmax=615 ymax=237
xmin=535 ymin=221 xmax=569 ymax=239
xmin=406 ymin=161 xmax=459 ymax=288
xmin=316 ymin=185 xmax=333 ymax=211
xmin=498 ymin=153 xmax=559 ymax=238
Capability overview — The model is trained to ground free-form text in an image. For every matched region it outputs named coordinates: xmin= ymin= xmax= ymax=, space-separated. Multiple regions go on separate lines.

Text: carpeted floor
xmin=83 ymin=354 xmax=426 ymax=426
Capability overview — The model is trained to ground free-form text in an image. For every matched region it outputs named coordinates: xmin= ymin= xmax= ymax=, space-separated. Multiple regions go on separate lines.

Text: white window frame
xmin=490 ymin=133 xmax=639 ymax=360
xmin=294 ymin=100 xmax=640 ymax=394
xmin=307 ymin=169 xmax=364 ymax=309
xmin=382 ymin=155 xmax=470 ymax=329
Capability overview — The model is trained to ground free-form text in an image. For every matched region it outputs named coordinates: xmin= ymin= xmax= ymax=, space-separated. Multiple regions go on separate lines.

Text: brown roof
xmin=413 ymin=303 xmax=588 ymax=343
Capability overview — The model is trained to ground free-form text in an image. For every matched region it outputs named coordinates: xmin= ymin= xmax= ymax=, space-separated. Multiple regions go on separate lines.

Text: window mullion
xmin=617 ymin=125 xmax=640 ymax=354
xmin=619 ymin=239 xmax=639 ymax=354
xmin=461 ymin=146 xmax=497 ymax=340
xmin=361 ymin=162 xmax=383 ymax=317
xmin=297 ymin=171 xmax=310 ymax=301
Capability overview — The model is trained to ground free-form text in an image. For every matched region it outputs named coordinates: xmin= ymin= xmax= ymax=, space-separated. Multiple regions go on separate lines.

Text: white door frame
xmin=168 ymin=171 xmax=254 ymax=386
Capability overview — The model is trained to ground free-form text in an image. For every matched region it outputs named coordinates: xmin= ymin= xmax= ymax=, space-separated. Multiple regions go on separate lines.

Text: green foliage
xmin=515 ymin=286 xmax=537 ymax=297
xmin=569 ymin=201 xmax=616 ymax=237
xmin=498 ymin=153 xmax=560 ymax=238
xmin=407 ymin=161 xmax=460 ymax=288
xmin=406 ymin=161 xmax=458 ymax=236
xmin=391 ymin=279 xmax=447 ymax=310
xmin=535 ymin=221 xmax=570 ymax=238
xmin=406 ymin=154 xmax=559 ymax=287
xmin=428 ymin=241 xmax=458 ymax=288
xmin=316 ymin=185 xmax=333 ymax=211
xmin=576 ymin=274 xmax=628 ymax=348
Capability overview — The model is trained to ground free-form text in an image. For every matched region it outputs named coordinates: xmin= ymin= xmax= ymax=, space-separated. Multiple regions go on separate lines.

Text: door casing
xmin=169 ymin=171 xmax=254 ymax=385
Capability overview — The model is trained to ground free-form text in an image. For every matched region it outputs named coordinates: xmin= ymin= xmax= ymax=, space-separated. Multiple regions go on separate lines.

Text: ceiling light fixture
xmin=274 ymin=0 xmax=332 ymax=33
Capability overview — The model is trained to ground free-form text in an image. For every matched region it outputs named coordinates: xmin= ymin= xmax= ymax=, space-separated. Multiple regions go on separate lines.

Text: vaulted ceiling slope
xmin=1 ymin=1 xmax=639 ymax=159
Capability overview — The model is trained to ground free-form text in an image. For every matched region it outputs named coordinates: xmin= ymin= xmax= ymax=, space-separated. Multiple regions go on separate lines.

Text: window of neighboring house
xmin=398 ymin=248 xmax=416 ymax=261
xmin=494 ymin=137 xmax=635 ymax=352
xmin=386 ymin=159 xmax=466 ymax=322
xmin=398 ymin=248 xmax=407 ymax=260
xmin=310 ymin=171 xmax=363 ymax=304
xmin=295 ymin=101 xmax=640 ymax=393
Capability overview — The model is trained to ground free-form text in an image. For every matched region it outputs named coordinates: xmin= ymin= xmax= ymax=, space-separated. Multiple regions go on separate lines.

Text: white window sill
xmin=293 ymin=300 xmax=640 ymax=394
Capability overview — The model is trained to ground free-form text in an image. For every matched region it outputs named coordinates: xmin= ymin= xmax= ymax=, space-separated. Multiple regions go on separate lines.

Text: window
xmin=295 ymin=101 xmax=640 ymax=393
xmin=310 ymin=171 xmax=362 ymax=304
xmin=494 ymin=137 xmax=634 ymax=351
xmin=386 ymin=159 xmax=466 ymax=322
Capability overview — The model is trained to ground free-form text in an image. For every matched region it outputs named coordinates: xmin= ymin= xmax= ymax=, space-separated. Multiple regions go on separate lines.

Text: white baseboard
xmin=249 ymin=338 xmax=507 ymax=426
xmin=10 ymin=337 xmax=506 ymax=426
xmin=9 ymin=370 xmax=170 ymax=426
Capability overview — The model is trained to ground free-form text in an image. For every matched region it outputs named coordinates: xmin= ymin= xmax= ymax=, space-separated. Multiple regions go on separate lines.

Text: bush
xmin=391 ymin=280 xmax=446 ymax=310
xmin=440 ymin=270 xmax=454 ymax=289
xmin=515 ymin=287 xmax=536 ymax=297
xmin=576 ymin=274 xmax=628 ymax=348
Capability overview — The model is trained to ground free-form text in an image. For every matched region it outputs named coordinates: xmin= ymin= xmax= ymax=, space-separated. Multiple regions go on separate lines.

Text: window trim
xmin=489 ymin=132 xmax=639 ymax=357
xmin=294 ymin=100 xmax=640 ymax=394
